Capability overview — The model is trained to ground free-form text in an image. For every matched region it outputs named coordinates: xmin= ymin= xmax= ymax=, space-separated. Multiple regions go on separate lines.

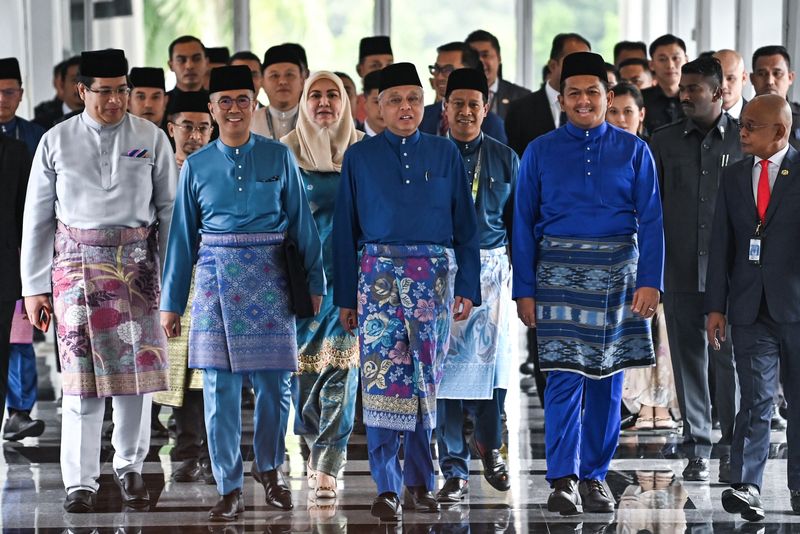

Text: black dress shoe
xmin=209 ymin=489 xmax=244 ymax=522
xmin=200 ymin=458 xmax=216 ymax=485
xmin=63 ymin=489 xmax=96 ymax=513
xmin=719 ymin=453 xmax=732 ymax=484
xmin=548 ymin=476 xmax=582 ymax=515
xmin=578 ymin=479 xmax=615 ymax=513
xmin=480 ymin=449 xmax=511 ymax=491
xmin=150 ymin=418 xmax=169 ymax=439
xmin=436 ymin=477 xmax=469 ymax=503
xmin=3 ymin=411 xmax=45 ymax=441
xmin=722 ymin=484 xmax=765 ymax=522
xmin=371 ymin=492 xmax=402 ymax=520
xmin=172 ymin=458 xmax=202 ymax=482
xmin=682 ymin=457 xmax=710 ymax=481
xmin=791 ymin=490 xmax=800 ymax=514
xmin=519 ymin=361 xmax=536 ymax=375
xmin=259 ymin=468 xmax=293 ymax=510
xmin=114 ymin=471 xmax=150 ymax=508
xmin=403 ymin=485 xmax=440 ymax=512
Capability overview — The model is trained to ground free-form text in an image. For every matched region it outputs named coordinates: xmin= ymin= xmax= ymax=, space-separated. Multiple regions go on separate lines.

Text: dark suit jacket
xmin=419 ymin=103 xmax=508 ymax=145
xmin=493 ymin=79 xmax=531 ymax=121
xmin=0 ymin=136 xmax=31 ymax=301
xmin=705 ymin=146 xmax=800 ymax=324
xmin=504 ymin=87 xmax=556 ymax=157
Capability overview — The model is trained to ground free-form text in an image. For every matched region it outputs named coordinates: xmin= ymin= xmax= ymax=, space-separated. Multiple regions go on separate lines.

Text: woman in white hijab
xmin=281 ymin=71 xmax=363 ymax=500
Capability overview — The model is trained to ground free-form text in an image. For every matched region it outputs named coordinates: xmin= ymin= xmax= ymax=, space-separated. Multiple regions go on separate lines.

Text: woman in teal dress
xmin=281 ymin=70 xmax=363 ymax=499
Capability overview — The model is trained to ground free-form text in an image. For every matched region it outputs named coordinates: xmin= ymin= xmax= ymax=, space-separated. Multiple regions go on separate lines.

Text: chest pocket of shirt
xmin=417 ymin=176 xmax=450 ymax=211
xmin=252 ymin=179 xmax=282 ymax=212
xmin=112 ymin=156 xmax=153 ymax=189
xmin=599 ymin=168 xmax=634 ymax=208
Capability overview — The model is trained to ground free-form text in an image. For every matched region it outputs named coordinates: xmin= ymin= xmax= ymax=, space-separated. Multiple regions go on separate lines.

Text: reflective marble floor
xmin=2 ymin=331 xmax=797 ymax=532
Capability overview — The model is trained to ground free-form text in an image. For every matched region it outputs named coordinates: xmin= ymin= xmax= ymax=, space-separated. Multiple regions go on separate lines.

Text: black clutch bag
xmin=283 ymin=237 xmax=314 ymax=318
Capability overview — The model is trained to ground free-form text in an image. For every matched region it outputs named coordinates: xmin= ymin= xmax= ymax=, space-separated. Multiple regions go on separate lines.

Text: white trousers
xmin=60 ymin=394 xmax=152 ymax=493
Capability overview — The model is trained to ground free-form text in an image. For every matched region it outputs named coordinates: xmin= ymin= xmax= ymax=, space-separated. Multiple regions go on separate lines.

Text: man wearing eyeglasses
xmin=0 ymin=58 xmax=45 ymax=154
xmin=419 ymin=42 xmax=507 ymax=144
xmin=20 ymin=49 xmax=176 ymax=514
xmin=160 ymin=65 xmax=324 ymax=521
xmin=152 ymin=90 xmax=214 ymax=486
xmin=649 ymin=56 xmax=743 ymax=484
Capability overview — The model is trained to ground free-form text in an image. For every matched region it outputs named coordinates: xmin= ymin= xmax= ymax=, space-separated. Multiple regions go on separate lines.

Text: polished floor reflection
xmin=1 ymin=333 xmax=796 ymax=532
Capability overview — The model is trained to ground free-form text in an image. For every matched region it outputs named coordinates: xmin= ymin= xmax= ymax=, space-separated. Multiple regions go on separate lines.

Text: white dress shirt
xmin=545 ymin=82 xmax=562 ymax=127
xmin=21 ymin=111 xmax=177 ymax=295
xmin=752 ymin=143 xmax=790 ymax=201
xmin=726 ymin=97 xmax=745 ymax=120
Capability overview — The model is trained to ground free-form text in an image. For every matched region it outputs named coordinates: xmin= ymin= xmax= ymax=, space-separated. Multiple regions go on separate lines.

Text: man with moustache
xmin=128 ymin=67 xmax=168 ymax=126
xmin=435 ymin=68 xmax=518 ymax=504
xmin=514 ymin=51 xmax=663 ymax=515
xmin=251 ymin=44 xmax=305 ymax=140
xmin=713 ymin=49 xmax=748 ymax=120
xmin=165 ymin=91 xmax=213 ymax=169
xmin=750 ymin=45 xmax=800 ymax=149
xmin=420 ymin=42 xmax=507 ymax=144
xmin=333 ymin=62 xmax=480 ymax=520
xmin=21 ymin=49 xmax=176 ymax=513
xmin=642 ymin=34 xmax=688 ymax=133
xmin=168 ymin=36 xmax=209 ymax=97
xmin=160 ymin=65 xmax=324 ymax=521
xmin=649 ymin=56 xmax=742 ymax=483
xmin=706 ymin=94 xmax=800 ymax=521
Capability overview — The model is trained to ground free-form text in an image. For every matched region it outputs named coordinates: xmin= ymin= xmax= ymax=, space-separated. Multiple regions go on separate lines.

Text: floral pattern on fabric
xmin=357 ymin=244 xmax=453 ymax=432
xmin=51 ymin=223 xmax=167 ymax=397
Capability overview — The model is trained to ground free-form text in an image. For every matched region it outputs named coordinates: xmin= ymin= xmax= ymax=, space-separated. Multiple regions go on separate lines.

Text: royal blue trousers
xmin=7 ymin=344 xmax=37 ymax=412
xmin=366 ymin=416 xmax=434 ymax=495
xmin=544 ymin=370 xmax=623 ymax=482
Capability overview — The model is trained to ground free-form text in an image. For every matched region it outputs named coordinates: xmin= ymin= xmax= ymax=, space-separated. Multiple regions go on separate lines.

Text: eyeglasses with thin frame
xmin=212 ymin=96 xmax=253 ymax=110
xmin=737 ymin=119 xmax=777 ymax=133
xmin=170 ymin=122 xmax=212 ymax=135
xmin=84 ymin=86 xmax=131 ymax=98
xmin=0 ymin=88 xmax=21 ymax=98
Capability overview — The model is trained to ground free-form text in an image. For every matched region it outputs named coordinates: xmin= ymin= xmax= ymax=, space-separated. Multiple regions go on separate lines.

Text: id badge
xmin=749 ymin=237 xmax=762 ymax=264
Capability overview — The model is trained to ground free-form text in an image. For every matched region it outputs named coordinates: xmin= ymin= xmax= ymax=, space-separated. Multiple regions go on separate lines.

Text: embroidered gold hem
xmin=297 ymin=337 xmax=359 ymax=374
xmin=362 ymin=392 xmax=419 ymax=414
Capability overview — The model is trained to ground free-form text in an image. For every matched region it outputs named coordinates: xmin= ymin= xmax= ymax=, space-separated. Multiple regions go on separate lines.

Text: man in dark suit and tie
xmin=504 ymin=33 xmax=590 ymax=157
xmin=0 ymin=135 xmax=31 ymax=429
xmin=465 ymin=30 xmax=530 ymax=121
xmin=706 ymin=94 xmax=800 ymax=521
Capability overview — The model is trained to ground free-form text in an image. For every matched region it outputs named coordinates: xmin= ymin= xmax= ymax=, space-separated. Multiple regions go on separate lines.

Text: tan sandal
xmin=314 ymin=473 xmax=337 ymax=500
xmin=634 ymin=416 xmax=655 ymax=430
xmin=307 ymin=463 xmax=317 ymax=489
xmin=654 ymin=417 xmax=678 ymax=429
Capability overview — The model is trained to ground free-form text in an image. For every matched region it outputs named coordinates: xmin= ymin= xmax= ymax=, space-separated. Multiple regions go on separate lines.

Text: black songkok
xmin=206 ymin=47 xmax=230 ymax=64
xmin=0 ymin=58 xmax=21 ymax=81
xmin=378 ymin=63 xmax=421 ymax=93
xmin=168 ymin=91 xmax=210 ymax=115
xmin=560 ymin=51 xmax=608 ymax=85
xmin=208 ymin=65 xmax=255 ymax=93
xmin=263 ymin=45 xmax=303 ymax=70
xmin=359 ymin=36 xmax=393 ymax=61
xmin=445 ymin=68 xmax=488 ymax=100
xmin=80 ymin=49 xmax=128 ymax=78
xmin=128 ymin=67 xmax=165 ymax=90
xmin=363 ymin=70 xmax=381 ymax=93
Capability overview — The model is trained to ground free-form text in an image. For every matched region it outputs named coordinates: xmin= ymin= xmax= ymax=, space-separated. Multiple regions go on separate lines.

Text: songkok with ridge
xmin=445 ymin=68 xmax=488 ymax=100
xmin=0 ymin=58 xmax=21 ymax=82
xmin=359 ymin=36 xmax=393 ymax=61
xmin=129 ymin=67 xmax=165 ymax=90
xmin=208 ymin=65 xmax=255 ymax=94
xmin=560 ymin=51 xmax=608 ymax=85
xmin=378 ymin=63 xmax=422 ymax=92
xmin=80 ymin=49 xmax=128 ymax=78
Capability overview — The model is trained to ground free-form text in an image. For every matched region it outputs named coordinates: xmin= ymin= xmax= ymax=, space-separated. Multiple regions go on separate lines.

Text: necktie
xmin=757 ymin=159 xmax=771 ymax=223
xmin=438 ymin=110 xmax=449 ymax=136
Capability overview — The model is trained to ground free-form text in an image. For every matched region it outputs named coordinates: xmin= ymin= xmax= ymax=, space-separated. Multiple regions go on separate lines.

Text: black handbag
xmin=282 ymin=237 xmax=314 ymax=318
